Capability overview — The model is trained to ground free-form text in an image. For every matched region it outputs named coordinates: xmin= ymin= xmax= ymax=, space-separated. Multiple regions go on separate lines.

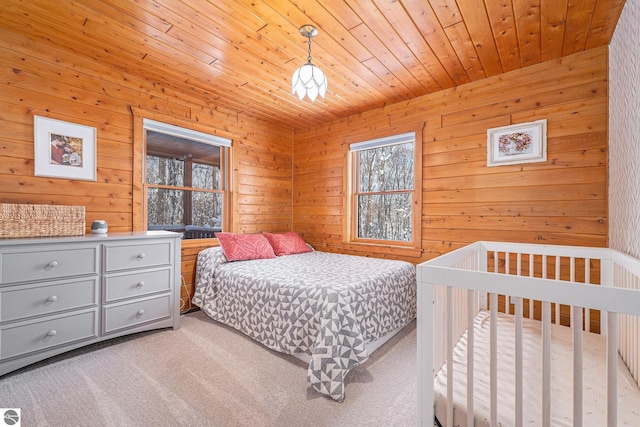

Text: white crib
xmin=417 ymin=241 xmax=640 ymax=427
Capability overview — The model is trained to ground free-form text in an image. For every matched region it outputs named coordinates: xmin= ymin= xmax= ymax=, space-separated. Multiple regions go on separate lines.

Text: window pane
xmin=146 ymin=156 xmax=184 ymax=186
xmin=192 ymin=162 xmax=221 ymax=190
xmin=357 ymin=193 xmax=412 ymax=242
xmin=358 ymin=142 xmax=413 ymax=192
xmin=147 ymin=188 xmax=184 ymax=228
xmin=191 ymin=191 xmax=223 ymax=229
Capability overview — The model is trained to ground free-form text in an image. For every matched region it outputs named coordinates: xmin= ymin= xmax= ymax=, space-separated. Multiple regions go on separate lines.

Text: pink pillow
xmin=263 ymin=231 xmax=313 ymax=256
xmin=215 ymin=232 xmax=276 ymax=261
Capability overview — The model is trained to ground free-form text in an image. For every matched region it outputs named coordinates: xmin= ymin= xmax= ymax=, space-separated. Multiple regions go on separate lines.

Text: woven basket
xmin=0 ymin=204 xmax=86 ymax=238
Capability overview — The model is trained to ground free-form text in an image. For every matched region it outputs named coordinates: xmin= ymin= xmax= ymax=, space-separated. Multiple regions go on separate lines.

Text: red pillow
xmin=263 ymin=231 xmax=313 ymax=256
xmin=215 ymin=232 xmax=276 ymax=261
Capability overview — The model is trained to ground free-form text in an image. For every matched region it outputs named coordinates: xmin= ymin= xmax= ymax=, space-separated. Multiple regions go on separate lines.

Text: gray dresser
xmin=0 ymin=231 xmax=181 ymax=376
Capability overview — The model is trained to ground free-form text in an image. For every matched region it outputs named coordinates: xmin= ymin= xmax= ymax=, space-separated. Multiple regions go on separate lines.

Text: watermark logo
xmin=1 ymin=409 xmax=20 ymax=427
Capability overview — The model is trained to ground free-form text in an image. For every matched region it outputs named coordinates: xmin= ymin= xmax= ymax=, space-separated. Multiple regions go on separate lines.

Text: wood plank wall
xmin=0 ymin=29 xmax=609 ymax=311
xmin=0 ymin=32 xmax=293 ymax=312
xmin=292 ymin=47 xmax=608 ymax=264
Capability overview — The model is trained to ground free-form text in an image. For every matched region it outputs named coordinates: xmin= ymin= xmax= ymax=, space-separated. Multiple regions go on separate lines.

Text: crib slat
xmin=506 ymin=253 xmax=512 ymax=315
xmin=626 ymin=269 xmax=632 ymax=379
xmin=629 ymin=271 xmax=638 ymax=382
xmin=601 ymin=257 xmax=613 ymax=338
xmin=467 ymin=289 xmax=475 ymax=427
xmin=446 ymin=286 xmax=453 ymax=427
xmin=572 ymin=306 xmax=583 ymax=425
xmin=555 ymin=256 xmax=561 ymax=325
xmin=529 ymin=254 xmax=534 ymax=278
xmin=490 ymin=292 xmax=498 ymax=426
xmin=607 ymin=312 xmax=618 ymax=427
xmin=629 ymin=271 xmax=637 ymax=385
xmin=529 ymin=254 xmax=534 ymax=319
xmin=585 ymin=258 xmax=591 ymax=332
xmin=618 ymin=266 xmax=626 ymax=378
xmin=634 ymin=285 xmax=639 ymax=383
xmin=542 ymin=301 xmax=551 ymax=427
xmin=636 ymin=274 xmax=639 ymax=384
xmin=515 ymin=296 xmax=523 ymax=427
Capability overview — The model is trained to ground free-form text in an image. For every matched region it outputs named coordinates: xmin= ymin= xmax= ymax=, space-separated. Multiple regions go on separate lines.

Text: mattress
xmin=192 ymin=247 xmax=416 ymax=401
xmin=434 ymin=310 xmax=640 ymax=426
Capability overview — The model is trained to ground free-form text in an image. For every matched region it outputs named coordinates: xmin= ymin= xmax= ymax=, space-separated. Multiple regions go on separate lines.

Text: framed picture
xmin=487 ymin=119 xmax=547 ymax=167
xmin=34 ymin=115 xmax=97 ymax=181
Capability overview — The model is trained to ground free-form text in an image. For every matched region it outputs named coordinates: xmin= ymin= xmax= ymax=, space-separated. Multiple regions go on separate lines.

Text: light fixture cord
xmin=307 ymin=35 xmax=313 ymax=63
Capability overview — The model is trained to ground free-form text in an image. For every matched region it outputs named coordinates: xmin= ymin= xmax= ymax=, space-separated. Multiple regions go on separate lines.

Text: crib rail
xmin=417 ymin=241 xmax=640 ymax=427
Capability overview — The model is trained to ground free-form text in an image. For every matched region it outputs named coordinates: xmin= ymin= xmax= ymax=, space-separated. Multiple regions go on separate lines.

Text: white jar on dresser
xmin=0 ymin=231 xmax=181 ymax=376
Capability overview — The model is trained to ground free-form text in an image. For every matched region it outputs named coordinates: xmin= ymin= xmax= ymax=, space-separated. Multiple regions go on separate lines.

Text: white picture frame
xmin=487 ymin=119 xmax=547 ymax=167
xmin=34 ymin=115 xmax=97 ymax=181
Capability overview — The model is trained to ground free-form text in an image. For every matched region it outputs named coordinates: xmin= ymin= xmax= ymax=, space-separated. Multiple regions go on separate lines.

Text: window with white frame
xmin=349 ymin=131 xmax=419 ymax=245
xmin=143 ymin=119 xmax=231 ymax=239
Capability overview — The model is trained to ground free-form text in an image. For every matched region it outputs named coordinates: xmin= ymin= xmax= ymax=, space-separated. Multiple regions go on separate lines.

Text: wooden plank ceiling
xmin=0 ymin=0 xmax=625 ymax=130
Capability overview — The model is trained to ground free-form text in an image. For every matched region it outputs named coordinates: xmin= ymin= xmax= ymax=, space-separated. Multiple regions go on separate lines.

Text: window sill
xmin=181 ymin=238 xmax=218 ymax=250
xmin=326 ymin=242 xmax=423 ymax=259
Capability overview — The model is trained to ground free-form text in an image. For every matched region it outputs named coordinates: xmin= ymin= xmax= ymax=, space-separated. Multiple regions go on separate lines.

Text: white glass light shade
xmin=291 ymin=63 xmax=327 ymax=102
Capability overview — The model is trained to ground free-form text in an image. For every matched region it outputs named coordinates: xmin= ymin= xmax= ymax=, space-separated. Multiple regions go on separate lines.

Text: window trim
xmin=345 ymin=123 xmax=423 ymax=250
xmin=131 ymin=107 xmax=234 ymax=235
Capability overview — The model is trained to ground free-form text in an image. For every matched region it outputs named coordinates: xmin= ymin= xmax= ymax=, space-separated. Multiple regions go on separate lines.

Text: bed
xmin=417 ymin=241 xmax=640 ymax=426
xmin=192 ymin=236 xmax=416 ymax=402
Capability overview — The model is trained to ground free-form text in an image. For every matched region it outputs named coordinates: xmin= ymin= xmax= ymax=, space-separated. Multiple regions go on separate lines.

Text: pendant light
xmin=291 ymin=25 xmax=327 ymax=102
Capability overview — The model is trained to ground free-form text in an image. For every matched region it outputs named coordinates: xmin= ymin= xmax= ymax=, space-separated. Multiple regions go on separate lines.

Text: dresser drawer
xmin=0 ymin=277 xmax=99 ymax=322
xmin=104 ymin=241 xmax=172 ymax=272
xmin=0 ymin=309 xmax=98 ymax=360
xmin=102 ymin=294 xmax=171 ymax=334
xmin=1 ymin=246 xmax=99 ymax=284
xmin=103 ymin=268 xmax=171 ymax=303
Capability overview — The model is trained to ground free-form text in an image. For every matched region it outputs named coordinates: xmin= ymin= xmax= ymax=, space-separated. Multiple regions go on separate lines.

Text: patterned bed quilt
xmin=191 ymin=246 xmax=417 ymax=401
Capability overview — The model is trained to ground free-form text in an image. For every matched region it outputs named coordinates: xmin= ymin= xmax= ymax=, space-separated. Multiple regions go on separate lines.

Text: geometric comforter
xmin=192 ymin=246 xmax=417 ymax=401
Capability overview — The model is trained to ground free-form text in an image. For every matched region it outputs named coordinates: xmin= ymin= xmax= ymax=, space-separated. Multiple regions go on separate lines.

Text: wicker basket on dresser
xmin=0 ymin=231 xmax=181 ymax=376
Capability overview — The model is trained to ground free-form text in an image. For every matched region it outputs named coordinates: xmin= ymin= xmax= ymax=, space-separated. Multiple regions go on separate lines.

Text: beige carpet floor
xmin=0 ymin=310 xmax=417 ymax=426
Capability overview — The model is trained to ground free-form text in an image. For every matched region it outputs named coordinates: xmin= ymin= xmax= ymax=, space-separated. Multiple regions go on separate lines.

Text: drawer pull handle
xmin=47 ymin=261 xmax=59 ymax=268
xmin=137 ymin=253 xmax=146 ymax=261
xmin=136 ymin=281 xmax=145 ymax=288
xmin=136 ymin=309 xmax=145 ymax=318
xmin=46 ymin=295 xmax=58 ymax=303
xmin=46 ymin=330 xmax=57 ymax=337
